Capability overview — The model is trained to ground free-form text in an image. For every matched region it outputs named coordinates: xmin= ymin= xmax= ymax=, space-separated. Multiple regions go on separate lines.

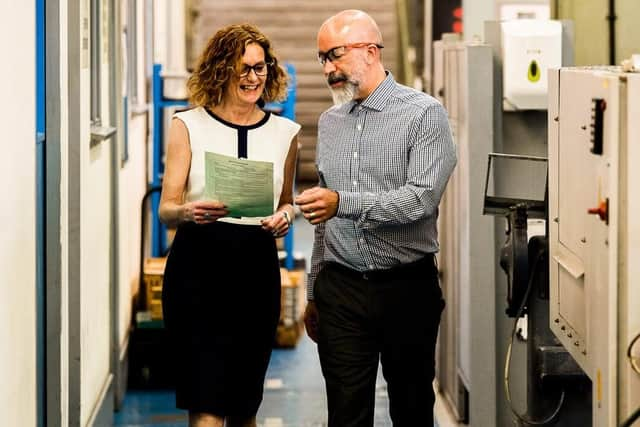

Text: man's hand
xmin=303 ymin=301 xmax=320 ymax=343
xmin=295 ymin=187 xmax=339 ymax=224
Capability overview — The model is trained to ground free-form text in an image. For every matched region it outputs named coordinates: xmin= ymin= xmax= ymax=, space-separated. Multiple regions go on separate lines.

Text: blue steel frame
xmin=150 ymin=63 xmax=298 ymax=269
xmin=150 ymin=64 xmax=189 ymax=257
xmin=264 ymin=62 xmax=297 ymax=270
xmin=36 ymin=0 xmax=46 ymax=424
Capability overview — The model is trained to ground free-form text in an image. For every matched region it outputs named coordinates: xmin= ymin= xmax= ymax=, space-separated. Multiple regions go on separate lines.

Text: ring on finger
xmin=204 ymin=212 xmax=211 ymax=219
xmin=309 ymin=211 xmax=316 ymax=218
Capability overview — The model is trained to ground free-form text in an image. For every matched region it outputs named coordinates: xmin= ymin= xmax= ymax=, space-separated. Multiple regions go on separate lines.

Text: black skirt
xmin=162 ymin=220 xmax=281 ymax=416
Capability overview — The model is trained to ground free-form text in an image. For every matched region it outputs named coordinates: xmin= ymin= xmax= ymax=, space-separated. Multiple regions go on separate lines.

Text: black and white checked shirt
xmin=307 ymin=72 xmax=457 ymax=300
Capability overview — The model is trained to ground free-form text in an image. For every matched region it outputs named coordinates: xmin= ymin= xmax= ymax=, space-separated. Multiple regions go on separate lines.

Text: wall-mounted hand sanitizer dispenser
xmin=501 ymin=20 xmax=562 ymax=110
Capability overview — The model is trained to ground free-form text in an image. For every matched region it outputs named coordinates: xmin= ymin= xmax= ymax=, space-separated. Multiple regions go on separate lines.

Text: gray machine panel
xmin=434 ymin=39 xmax=495 ymax=426
xmin=549 ymin=67 xmax=640 ymax=426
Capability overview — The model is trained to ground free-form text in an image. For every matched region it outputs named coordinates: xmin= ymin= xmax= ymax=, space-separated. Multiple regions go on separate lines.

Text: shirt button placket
xmin=351 ymin=112 xmax=363 ymax=190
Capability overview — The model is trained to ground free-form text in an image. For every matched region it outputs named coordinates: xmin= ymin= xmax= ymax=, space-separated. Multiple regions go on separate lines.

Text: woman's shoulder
xmin=173 ymin=106 xmax=205 ymax=120
xmin=266 ymin=113 xmax=301 ymax=134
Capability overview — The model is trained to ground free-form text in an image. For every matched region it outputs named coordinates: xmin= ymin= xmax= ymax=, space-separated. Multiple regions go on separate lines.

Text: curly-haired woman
xmin=159 ymin=23 xmax=300 ymax=427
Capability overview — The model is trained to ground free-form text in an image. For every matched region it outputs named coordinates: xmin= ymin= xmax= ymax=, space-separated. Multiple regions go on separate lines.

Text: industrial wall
xmin=117 ymin=0 xmax=148 ymax=373
xmin=79 ymin=0 xmax=112 ymax=422
xmin=58 ymin=0 xmax=71 ymax=422
xmin=615 ymin=1 xmax=640 ymax=62
xmin=51 ymin=0 xmax=149 ymax=423
xmin=0 ymin=1 xmax=37 ymax=425
xmin=461 ymin=0 xmax=640 ymax=66
xmin=555 ymin=0 xmax=637 ymax=66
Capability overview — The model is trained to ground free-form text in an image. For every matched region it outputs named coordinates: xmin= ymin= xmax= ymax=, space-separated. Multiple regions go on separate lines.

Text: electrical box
xmin=501 ymin=20 xmax=562 ymax=110
xmin=548 ymin=67 xmax=640 ymax=426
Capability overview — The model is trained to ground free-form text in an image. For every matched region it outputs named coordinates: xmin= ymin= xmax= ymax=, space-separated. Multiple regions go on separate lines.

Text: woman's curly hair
xmin=187 ymin=23 xmax=288 ymax=107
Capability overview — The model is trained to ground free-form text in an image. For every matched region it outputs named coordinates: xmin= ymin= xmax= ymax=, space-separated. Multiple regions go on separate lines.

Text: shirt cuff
xmin=336 ymin=191 xmax=362 ymax=218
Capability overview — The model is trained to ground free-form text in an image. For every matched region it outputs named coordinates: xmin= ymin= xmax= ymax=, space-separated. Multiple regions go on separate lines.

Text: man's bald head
xmin=318 ymin=10 xmax=383 ymax=46
xmin=317 ymin=10 xmax=387 ymax=102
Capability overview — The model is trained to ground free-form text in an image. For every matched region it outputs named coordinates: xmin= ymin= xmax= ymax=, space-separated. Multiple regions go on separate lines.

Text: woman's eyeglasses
xmin=317 ymin=43 xmax=384 ymax=66
xmin=235 ymin=61 xmax=272 ymax=77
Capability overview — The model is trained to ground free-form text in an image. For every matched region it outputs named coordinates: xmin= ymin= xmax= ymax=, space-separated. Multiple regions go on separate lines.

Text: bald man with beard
xmin=295 ymin=9 xmax=457 ymax=427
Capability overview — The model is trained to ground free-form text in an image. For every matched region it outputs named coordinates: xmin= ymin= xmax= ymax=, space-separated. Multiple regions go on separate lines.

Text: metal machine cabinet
xmin=433 ymin=39 xmax=495 ymax=426
xmin=548 ymin=68 xmax=640 ymax=426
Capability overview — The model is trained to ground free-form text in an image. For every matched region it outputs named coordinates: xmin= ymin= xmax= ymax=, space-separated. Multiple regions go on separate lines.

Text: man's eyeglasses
xmin=235 ymin=61 xmax=272 ymax=77
xmin=317 ymin=43 xmax=384 ymax=66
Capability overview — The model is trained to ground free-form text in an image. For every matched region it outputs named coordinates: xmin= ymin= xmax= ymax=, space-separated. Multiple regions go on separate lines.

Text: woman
xmin=159 ymin=24 xmax=300 ymax=427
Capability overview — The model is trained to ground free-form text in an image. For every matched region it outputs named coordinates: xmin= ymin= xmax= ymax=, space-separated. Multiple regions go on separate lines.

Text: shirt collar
xmin=350 ymin=71 xmax=395 ymax=113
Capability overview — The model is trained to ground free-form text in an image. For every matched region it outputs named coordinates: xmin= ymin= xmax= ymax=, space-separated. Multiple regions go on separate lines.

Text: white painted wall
xmin=118 ymin=0 xmax=148 ymax=350
xmin=79 ymin=0 xmax=113 ymax=423
xmin=80 ymin=140 xmax=112 ymax=426
xmin=58 ymin=0 xmax=71 ymax=423
xmin=0 ymin=1 xmax=37 ymax=425
xmin=118 ymin=114 xmax=147 ymax=348
xmin=0 ymin=1 xmax=154 ymax=424
xmin=53 ymin=0 xmax=148 ymax=423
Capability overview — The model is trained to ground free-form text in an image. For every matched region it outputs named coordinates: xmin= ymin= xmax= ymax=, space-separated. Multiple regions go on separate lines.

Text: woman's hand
xmin=183 ymin=200 xmax=227 ymax=225
xmin=261 ymin=210 xmax=292 ymax=237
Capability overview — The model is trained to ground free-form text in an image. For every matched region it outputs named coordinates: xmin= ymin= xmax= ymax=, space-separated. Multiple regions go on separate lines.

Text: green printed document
xmin=204 ymin=152 xmax=274 ymax=217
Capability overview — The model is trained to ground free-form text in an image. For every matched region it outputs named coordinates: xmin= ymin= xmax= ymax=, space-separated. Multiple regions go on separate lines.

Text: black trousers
xmin=314 ymin=255 xmax=445 ymax=427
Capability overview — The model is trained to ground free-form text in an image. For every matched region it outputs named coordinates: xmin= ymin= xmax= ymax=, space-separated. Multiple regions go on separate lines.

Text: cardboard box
xmin=143 ymin=257 xmax=167 ymax=320
xmin=275 ymin=266 xmax=308 ymax=348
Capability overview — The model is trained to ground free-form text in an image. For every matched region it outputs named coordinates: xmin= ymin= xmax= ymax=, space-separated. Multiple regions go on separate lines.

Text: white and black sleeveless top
xmin=174 ymin=106 xmax=301 ymax=226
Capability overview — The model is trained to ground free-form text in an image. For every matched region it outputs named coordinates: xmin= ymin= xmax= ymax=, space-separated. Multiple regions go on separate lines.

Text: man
xmin=294 ymin=9 xmax=457 ymax=427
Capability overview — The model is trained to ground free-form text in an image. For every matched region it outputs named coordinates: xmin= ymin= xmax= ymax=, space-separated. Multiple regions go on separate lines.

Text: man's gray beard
xmin=330 ymin=81 xmax=357 ymax=105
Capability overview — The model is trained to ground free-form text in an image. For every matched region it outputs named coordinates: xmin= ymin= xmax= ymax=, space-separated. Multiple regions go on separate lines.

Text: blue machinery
xmin=150 ymin=63 xmax=298 ymax=270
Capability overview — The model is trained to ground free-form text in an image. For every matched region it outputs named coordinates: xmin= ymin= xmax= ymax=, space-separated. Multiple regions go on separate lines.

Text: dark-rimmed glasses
xmin=317 ymin=43 xmax=384 ymax=65
xmin=234 ymin=61 xmax=273 ymax=77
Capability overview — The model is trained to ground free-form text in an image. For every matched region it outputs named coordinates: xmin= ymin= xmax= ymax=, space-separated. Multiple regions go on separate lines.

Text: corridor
xmin=114 ymin=219 xmax=400 ymax=427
